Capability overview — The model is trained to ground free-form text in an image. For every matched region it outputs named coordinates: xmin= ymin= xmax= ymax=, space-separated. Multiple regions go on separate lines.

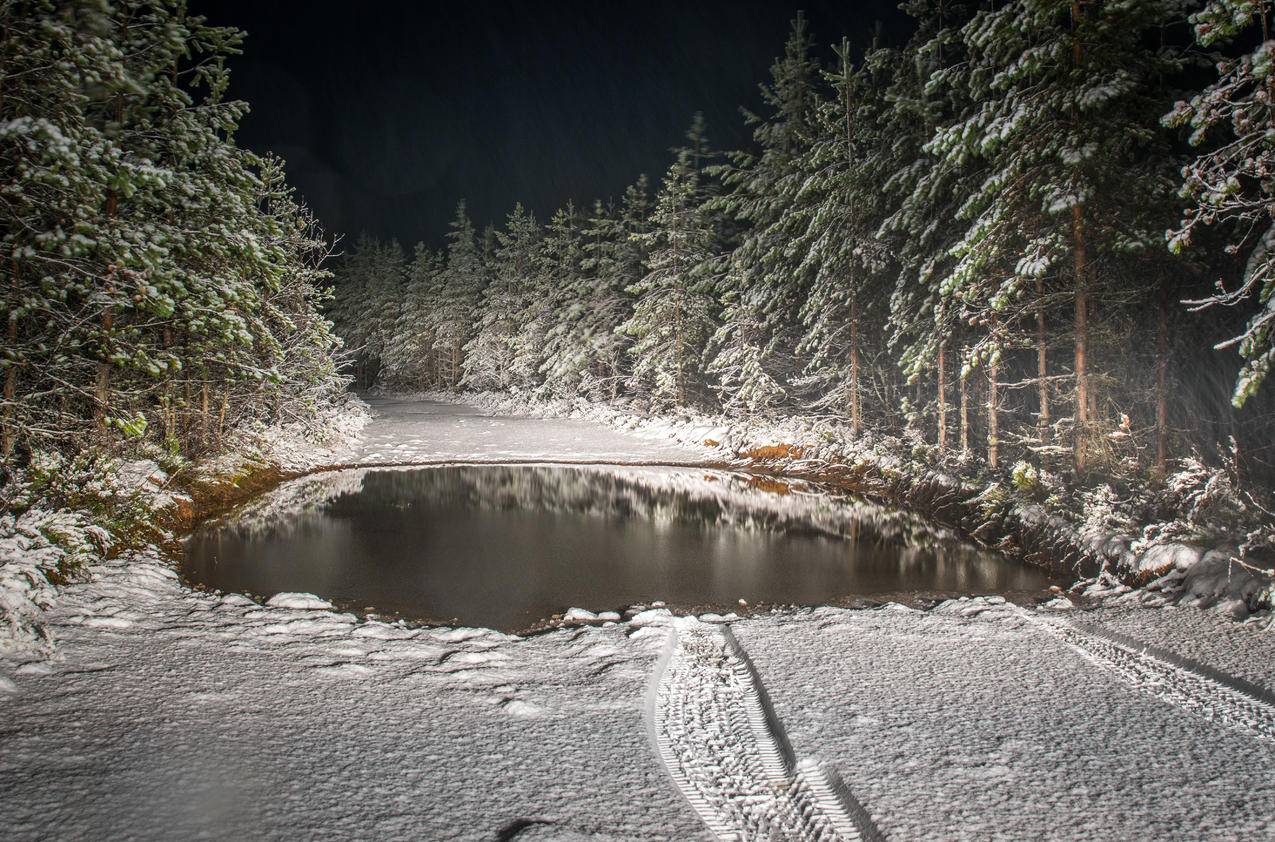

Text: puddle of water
xmin=182 ymin=465 xmax=1057 ymax=631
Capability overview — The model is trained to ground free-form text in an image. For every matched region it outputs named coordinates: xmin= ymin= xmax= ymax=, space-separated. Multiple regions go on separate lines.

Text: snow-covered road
xmin=2 ymin=398 xmax=1275 ymax=840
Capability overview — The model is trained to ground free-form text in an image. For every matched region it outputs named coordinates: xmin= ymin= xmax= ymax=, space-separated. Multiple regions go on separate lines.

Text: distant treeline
xmin=331 ymin=1 xmax=1275 ymax=481
xmin=0 ymin=1 xmax=344 ymax=464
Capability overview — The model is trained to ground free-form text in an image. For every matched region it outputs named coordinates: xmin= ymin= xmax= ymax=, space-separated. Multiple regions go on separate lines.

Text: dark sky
xmin=195 ymin=1 xmax=910 ymax=247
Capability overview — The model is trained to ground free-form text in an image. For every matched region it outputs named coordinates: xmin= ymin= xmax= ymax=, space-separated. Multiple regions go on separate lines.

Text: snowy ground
xmin=339 ymin=395 xmax=711 ymax=466
xmin=2 ymin=398 xmax=1275 ymax=840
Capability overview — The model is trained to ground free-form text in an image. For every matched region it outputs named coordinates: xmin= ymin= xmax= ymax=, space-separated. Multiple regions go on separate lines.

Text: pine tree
xmin=791 ymin=38 xmax=897 ymax=432
xmin=929 ymin=0 xmax=1189 ymax=469
xmin=233 ymin=159 xmax=344 ymax=429
xmin=434 ymin=201 xmax=485 ymax=389
xmin=573 ymin=198 xmax=631 ymax=399
xmin=622 ymin=156 xmax=716 ymax=408
xmin=1167 ymin=0 xmax=1275 ymax=408
xmin=706 ymin=14 xmax=821 ymax=413
xmin=600 ymin=176 xmax=654 ymax=395
xmin=328 ymin=234 xmax=378 ymax=386
xmin=1 ymin=0 xmax=344 ymax=457
xmin=382 ymin=243 xmax=444 ymax=390
xmin=536 ymin=203 xmax=589 ymax=398
xmin=879 ymin=0 xmax=976 ymax=454
xmin=463 ymin=204 xmax=540 ymax=391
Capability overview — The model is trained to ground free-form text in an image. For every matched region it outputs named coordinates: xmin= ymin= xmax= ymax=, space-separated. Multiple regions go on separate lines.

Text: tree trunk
xmin=162 ymin=327 xmax=174 ymax=442
xmin=94 ymin=303 xmax=113 ymax=433
xmin=850 ymin=295 xmax=861 ymax=434
xmin=0 ymin=46 xmax=8 ymax=441
xmin=987 ymin=349 xmax=999 ymax=470
xmin=674 ymin=294 xmax=684 ymax=406
xmin=959 ymin=347 xmax=970 ymax=458
xmin=1035 ymin=275 xmax=1049 ymax=439
xmin=217 ymin=391 xmax=229 ymax=449
xmin=672 ymin=227 xmax=684 ymax=408
xmin=936 ymin=342 xmax=947 ymax=452
xmin=95 ymin=90 xmax=125 ymax=436
xmin=200 ymin=381 xmax=210 ymax=447
xmin=843 ymin=46 xmax=862 ymax=436
xmin=3 ymin=258 xmax=18 ymax=455
xmin=1155 ymin=283 xmax=1169 ymax=473
xmin=1073 ymin=206 xmax=1089 ymax=472
xmin=1088 ymin=363 xmax=1098 ymax=421
xmin=182 ymin=379 xmax=192 ymax=448
xmin=1071 ymin=1 xmax=1089 ymax=473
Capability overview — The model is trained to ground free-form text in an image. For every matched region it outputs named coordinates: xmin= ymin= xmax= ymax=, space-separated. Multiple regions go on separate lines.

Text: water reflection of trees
xmin=260 ymin=465 xmax=990 ymax=561
xmin=210 ymin=469 xmax=370 ymax=535
xmin=190 ymin=466 xmax=1053 ymax=612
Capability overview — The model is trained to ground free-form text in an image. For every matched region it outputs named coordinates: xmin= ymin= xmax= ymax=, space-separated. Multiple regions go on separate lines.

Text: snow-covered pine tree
xmin=669 ymin=113 xmax=783 ymax=415
xmin=1167 ymin=0 xmax=1275 ymax=409
xmin=571 ymin=198 xmax=631 ymax=400
xmin=536 ymin=203 xmax=591 ymax=399
xmin=381 ymin=243 xmax=444 ymax=390
xmin=506 ymin=215 xmax=558 ymax=393
xmin=537 ymin=178 xmax=654 ymax=402
xmin=597 ymin=175 xmax=654 ymax=397
xmin=0 ymin=2 xmax=118 ymax=451
xmin=123 ymin=5 xmax=278 ymax=450
xmin=328 ymin=234 xmax=379 ymax=387
xmin=1 ymin=0 xmax=344 ymax=457
xmin=368 ymin=239 xmax=408 ymax=385
xmin=878 ymin=0 xmax=977 ymax=454
xmin=622 ymin=155 xmax=716 ymax=409
xmin=706 ymin=15 xmax=821 ymax=414
xmin=929 ymin=0 xmax=1189 ymax=470
xmin=232 ymin=157 xmax=344 ymax=431
xmin=791 ymin=38 xmax=896 ymax=433
xmin=433 ymin=201 xmax=485 ymax=390
xmin=463 ymin=204 xmax=540 ymax=392
xmin=328 ymin=235 xmax=406 ymax=389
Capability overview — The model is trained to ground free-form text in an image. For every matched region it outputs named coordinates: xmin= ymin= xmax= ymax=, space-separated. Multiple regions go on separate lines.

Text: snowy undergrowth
xmin=197 ymin=393 xmax=371 ymax=478
xmin=437 ymin=389 xmax=1275 ymax=620
xmin=0 ymin=509 xmax=102 ymax=660
xmin=0 ymin=397 xmax=370 ymax=660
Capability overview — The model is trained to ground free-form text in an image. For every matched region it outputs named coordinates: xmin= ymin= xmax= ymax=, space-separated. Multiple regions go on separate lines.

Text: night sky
xmin=195 ymin=1 xmax=910 ymax=246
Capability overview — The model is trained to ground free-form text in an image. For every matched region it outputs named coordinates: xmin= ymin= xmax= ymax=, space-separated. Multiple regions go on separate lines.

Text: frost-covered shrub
xmin=1149 ymin=453 xmax=1275 ymax=573
xmin=1011 ymin=461 xmax=1039 ymax=495
xmin=969 ymin=482 xmax=1010 ymax=519
xmin=217 ymin=393 xmax=371 ymax=474
xmin=6 ymin=451 xmax=156 ymax=560
xmin=1009 ymin=460 xmax=1065 ymax=505
xmin=1078 ymin=484 xmax=1137 ymax=538
xmin=1164 ymin=455 xmax=1252 ymax=534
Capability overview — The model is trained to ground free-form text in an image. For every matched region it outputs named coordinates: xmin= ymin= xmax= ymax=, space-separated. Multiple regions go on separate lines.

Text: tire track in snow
xmin=647 ymin=618 xmax=880 ymax=841
xmin=1033 ymin=615 xmax=1275 ymax=742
